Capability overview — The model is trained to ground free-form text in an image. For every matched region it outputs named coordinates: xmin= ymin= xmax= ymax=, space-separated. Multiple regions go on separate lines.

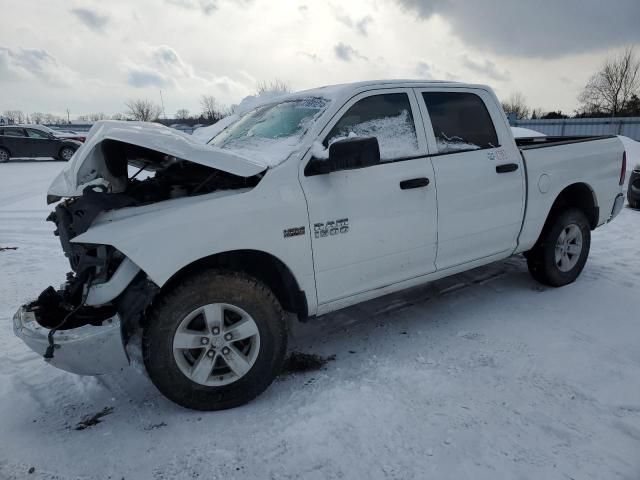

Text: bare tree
xmin=200 ymin=95 xmax=224 ymax=122
xmin=501 ymin=92 xmax=530 ymax=120
xmin=111 ymin=112 xmax=127 ymax=121
xmin=579 ymin=46 xmax=640 ymax=117
xmin=176 ymin=108 xmax=190 ymax=120
xmin=89 ymin=112 xmax=107 ymax=121
xmin=125 ymin=99 xmax=162 ymax=122
xmin=3 ymin=110 xmax=25 ymax=124
xmin=31 ymin=112 xmax=45 ymax=124
xmin=255 ymin=79 xmax=291 ymax=96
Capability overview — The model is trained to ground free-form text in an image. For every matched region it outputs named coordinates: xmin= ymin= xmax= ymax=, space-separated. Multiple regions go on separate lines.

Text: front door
xmin=300 ymin=89 xmax=438 ymax=305
xmin=25 ymin=128 xmax=59 ymax=157
xmin=416 ymin=88 xmax=525 ymax=270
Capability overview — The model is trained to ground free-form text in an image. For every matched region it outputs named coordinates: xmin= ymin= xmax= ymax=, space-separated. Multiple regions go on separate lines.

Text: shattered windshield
xmin=209 ymin=97 xmax=328 ymax=159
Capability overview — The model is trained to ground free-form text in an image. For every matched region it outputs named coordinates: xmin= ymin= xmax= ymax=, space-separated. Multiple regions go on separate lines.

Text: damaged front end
xmin=14 ymin=127 xmax=264 ymax=375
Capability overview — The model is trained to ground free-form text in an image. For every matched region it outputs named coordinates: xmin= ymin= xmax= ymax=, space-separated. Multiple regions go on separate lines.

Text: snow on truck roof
xmin=228 ymin=79 xmax=479 ymax=117
xmin=275 ymin=79 xmax=468 ymax=103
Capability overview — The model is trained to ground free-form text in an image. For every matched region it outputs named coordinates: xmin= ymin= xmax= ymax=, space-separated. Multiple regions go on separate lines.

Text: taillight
xmin=620 ymin=151 xmax=626 ymax=186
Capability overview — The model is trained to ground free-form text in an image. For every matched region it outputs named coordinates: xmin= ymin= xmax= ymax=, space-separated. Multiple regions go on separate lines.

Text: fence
xmin=511 ymin=117 xmax=640 ymax=141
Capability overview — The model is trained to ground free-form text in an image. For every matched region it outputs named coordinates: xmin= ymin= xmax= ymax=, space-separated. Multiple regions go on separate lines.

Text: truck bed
xmin=516 ymin=135 xmax=616 ymax=150
xmin=515 ymin=134 xmax=624 ymax=254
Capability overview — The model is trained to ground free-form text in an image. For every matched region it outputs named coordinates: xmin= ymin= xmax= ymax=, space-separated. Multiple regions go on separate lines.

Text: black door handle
xmin=400 ymin=177 xmax=430 ymax=189
xmin=496 ymin=163 xmax=519 ymax=173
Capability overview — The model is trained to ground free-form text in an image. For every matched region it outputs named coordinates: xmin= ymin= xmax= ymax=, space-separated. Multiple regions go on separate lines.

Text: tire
xmin=0 ymin=147 xmax=9 ymax=163
xmin=526 ymin=208 xmax=591 ymax=287
xmin=59 ymin=146 xmax=75 ymax=161
xmin=143 ymin=270 xmax=287 ymax=411
xmin=628 ymin=171 xmax=640 ymax=210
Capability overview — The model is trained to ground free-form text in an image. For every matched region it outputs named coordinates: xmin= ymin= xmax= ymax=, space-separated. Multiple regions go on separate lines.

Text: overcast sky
xmin=1 ymin=0 xmax=639 ymax=119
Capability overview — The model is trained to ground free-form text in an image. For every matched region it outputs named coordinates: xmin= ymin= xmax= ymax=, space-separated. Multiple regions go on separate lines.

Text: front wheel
xmin=0 ymin=147 xmax=9 ymax=163
xmin=143 ymin=270 xmax=287 ymax=410
xmin=526 ymin=208 xmax=591 ymax=287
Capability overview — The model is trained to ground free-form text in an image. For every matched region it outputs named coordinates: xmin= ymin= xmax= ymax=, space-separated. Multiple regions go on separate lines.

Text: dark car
xmin=0 ymin=126 xmax=81 ymax=162
xmin=628 ymin=167 xmax=640 ymax=209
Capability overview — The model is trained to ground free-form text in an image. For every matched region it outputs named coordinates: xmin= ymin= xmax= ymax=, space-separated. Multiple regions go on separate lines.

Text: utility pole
xmin=66 ymin=108 xmax=70 ymax=124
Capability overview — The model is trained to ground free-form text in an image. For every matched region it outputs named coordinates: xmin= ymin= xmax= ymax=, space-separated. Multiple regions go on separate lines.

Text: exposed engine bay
xmin=28 ymin=139 xmax=263 ymax=340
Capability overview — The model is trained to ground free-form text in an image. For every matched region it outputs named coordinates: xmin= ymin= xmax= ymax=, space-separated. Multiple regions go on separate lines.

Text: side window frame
xmin=3 ymin=128 xmax=27 ymax=138
xmin=415 ymin=87 xmax=504 ymax=156
xmin=304 ymin=88 xmax=429 ymax=175
xmin=26 ymin=128 xmax=50 ymax=139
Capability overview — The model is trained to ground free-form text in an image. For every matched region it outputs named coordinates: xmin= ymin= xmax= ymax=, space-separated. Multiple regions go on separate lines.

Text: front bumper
xmin=13 ymin=306 xmax=129 ymax=375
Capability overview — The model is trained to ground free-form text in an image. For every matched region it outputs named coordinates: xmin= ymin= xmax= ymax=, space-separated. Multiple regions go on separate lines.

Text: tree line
xmin=502 ymin=46 xmax=640 ymax=120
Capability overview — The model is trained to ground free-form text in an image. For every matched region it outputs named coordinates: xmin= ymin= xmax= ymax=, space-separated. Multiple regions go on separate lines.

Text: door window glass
xmin=3 ymin=128 xmax=26 ymax=137
xmin=422 ymin=92 xmax=498 ymax=154
xmin=26 ymin=128 xmax=50 ymax=139
xmin=323 ymin=93 xmax=419 ymax=161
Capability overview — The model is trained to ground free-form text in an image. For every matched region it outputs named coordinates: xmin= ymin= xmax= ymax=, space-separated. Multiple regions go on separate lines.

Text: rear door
xmin=25 ymin=128 xmax=59 ymax=157
xmin=0 ymin=127 xmax=30 ymax=157
xmin=416 ymin=88 xmax=525 ymax=270
xmin=300 ymin=89 xmax=438 ymax=305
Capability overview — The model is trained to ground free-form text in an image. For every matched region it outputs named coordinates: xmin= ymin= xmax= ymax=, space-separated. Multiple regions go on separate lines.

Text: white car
xmin=13 ymin=80 xmax=627 ymax=410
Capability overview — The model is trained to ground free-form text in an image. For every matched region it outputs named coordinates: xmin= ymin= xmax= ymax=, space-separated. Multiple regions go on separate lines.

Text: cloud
xmin=0 ymin=47 xmax=75 ymax=86
xmin=396 ymin=0 xmax=640 ymax=58
xmin=150 ymin=45 xmax=194 ymax=77
xmin=414 ymin=61 xmax=459 ymax=81
xmin=165 ymin=0 xmax=218 ymax=14
xmin=165 ymin=0 xmax=252 ymax=15
xmin=415 ymin=61 xmax=432 ymax=79
xmin=460 ymin=55 xmax=510 ymax=82
xmin=125 ymin=45 xmax=193 ymax=88
xmin=335 ymin=13 xmax=373 ymax=36
xmin=334 ymin=42 xmax=368 ymax=62
xmin=126 ymin=67 xmax=172 ymax=88
xmin=124 ymin=45 xmax=251 ymax=101
xmin=297 ymin=51 xmax=321 ymax=62
xmin=71 ymin=7 xmax=110 ymax=32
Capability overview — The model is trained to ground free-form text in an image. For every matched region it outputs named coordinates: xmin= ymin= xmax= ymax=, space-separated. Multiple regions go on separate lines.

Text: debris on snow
xmin=74 ymin=407 xmax=114 ymax=430
xmin=280 ymin=352 xmax=336 ymax=376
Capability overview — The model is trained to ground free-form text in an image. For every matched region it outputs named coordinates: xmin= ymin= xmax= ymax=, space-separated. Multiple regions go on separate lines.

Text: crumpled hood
xmin=47 ymin=120 xmax=267 ymax=201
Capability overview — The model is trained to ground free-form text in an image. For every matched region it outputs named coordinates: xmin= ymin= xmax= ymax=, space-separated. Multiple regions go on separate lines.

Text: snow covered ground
xmin=1 ymin=161 xmax=639 ymax=480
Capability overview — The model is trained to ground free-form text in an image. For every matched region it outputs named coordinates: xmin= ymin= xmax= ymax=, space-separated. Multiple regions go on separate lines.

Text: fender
xmin=71 ymin=169 xmax=319 ymax=314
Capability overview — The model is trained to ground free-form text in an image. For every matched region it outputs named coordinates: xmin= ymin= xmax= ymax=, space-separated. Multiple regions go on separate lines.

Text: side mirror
xmin=307 ymin=137 xmax=381 ymax=175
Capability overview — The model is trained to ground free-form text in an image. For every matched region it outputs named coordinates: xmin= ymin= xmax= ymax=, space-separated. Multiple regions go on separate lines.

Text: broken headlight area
xmin=21 ymin=246 xmax=158 ymax=368
xmin=25 ymin=243 xmax=126 ymax=328
xmin=28 ymin=285 xmax=117 ymax=330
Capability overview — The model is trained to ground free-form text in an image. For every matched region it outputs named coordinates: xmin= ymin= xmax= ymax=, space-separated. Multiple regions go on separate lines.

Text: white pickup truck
xmin=13 ymin=80 xmax=627 ymax=410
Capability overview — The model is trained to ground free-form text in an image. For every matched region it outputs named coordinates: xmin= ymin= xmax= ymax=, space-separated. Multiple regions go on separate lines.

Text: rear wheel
xmin=526 ymin=208 xmax=591 ymax=287
xmin=59 ymin=146 xmax=75 ymax=161
xmin=0 ymin=148 xmax=9 ymax=163
xmin=143 ymin=270 xmax=287 ymax=410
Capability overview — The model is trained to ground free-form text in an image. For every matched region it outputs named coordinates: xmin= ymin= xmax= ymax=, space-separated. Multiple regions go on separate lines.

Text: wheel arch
xmin=544 ymin=182 xmax=599 ymax=231
xmin=0 ymin=145 xmax=11 ymax=157
xmin=161 ymin=249 xmax=309 ymax=320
